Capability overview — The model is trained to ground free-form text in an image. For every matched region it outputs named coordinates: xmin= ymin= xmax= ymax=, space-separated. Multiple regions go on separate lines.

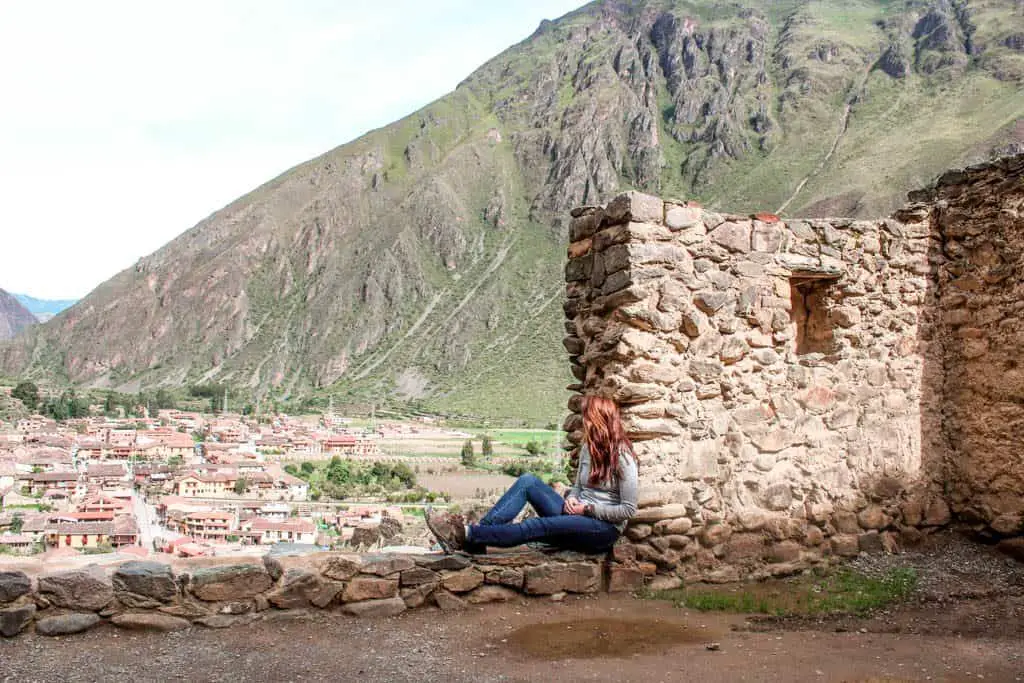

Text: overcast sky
xmin=0 ymin=0 xmax=584 ymax=300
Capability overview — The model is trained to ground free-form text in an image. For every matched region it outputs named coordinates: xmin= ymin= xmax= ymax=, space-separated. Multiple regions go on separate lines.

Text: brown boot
xmin=425 ymin=508 xmax=465 ymax=553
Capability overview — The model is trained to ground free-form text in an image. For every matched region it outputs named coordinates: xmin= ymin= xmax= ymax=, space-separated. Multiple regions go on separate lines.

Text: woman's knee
xmin=516 ymin=473 xmax=543 ymax=487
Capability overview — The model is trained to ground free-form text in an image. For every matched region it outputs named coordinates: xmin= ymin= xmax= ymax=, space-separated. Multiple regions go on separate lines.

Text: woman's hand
xmin=563 ymin=496 xmax=586 ymax=515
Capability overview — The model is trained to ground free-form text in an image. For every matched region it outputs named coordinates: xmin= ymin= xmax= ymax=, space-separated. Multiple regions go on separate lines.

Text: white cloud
xmin=0 ymin=0 xmax=583 ymax=299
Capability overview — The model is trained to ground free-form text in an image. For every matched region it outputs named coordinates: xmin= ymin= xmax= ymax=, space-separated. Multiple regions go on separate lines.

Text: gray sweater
xmin=567 ymin=444 xmax=638 ymax=531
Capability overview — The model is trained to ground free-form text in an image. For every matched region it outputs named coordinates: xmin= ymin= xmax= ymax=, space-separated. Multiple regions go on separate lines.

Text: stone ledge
xmin=0 ymin=546 xmax=636 ymax=638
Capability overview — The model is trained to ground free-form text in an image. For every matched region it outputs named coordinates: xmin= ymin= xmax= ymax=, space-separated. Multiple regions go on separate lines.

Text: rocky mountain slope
xmin=3 ymin=0 xmax=1022 ymax=420
xmin=0 ymin=288 xmax=38 ymax=341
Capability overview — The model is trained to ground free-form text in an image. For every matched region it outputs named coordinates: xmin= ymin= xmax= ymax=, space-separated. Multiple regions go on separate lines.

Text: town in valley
xmin=0 ymin=383 xmax=564 ymax=564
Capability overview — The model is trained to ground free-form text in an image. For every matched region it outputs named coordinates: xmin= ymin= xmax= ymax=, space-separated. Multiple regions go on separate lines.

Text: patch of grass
xmin=647 ymin=568 xmax=918 ymax=617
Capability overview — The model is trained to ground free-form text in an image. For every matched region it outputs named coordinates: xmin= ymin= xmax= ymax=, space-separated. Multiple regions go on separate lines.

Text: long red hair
xmin=582 ymin=396 xmax=635 ymax=486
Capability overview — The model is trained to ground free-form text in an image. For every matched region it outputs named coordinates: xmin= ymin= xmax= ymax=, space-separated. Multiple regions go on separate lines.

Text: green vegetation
xmin=648 ymin=568 xmax=918 ymax=617
xmin=460 ymin=439 xmax=476 ymax=467
xmin=500 ymin=458 xmax=570 ymax=486
xmin=11 ymin=381 xmax=39 ymax=410
xmin=292 ymin=456 xmax=440 ymax=502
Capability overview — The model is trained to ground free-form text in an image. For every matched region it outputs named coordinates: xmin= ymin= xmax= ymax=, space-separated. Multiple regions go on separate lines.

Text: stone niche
xmin=562 ymin=153 xmax=1024 ymax=581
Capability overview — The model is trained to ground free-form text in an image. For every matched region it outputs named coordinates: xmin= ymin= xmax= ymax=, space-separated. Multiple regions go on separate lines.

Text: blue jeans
xmin=468 ymin=474 xmax=619 ymax=553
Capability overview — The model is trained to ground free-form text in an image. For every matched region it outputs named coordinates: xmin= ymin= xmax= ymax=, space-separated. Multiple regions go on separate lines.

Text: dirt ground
xmin=2 ymin=533 xmax=1022 ymax=683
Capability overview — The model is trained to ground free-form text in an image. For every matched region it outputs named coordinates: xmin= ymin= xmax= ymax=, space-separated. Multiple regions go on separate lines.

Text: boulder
xmin=36 ymin=613 xmax=102 ymax=636
xmin=0 ymin=571 xmax=31 ymax=604
xmin=38 ymin=567 xmax=114 ymax=612
xmin=112 ymin=561 xmax=177 ymax=604
xmin=0 ymin=603 xmax=35 ymax=638
xmin=342 ymin=597 xmax=407 ymax=618
xmin=111 ymin=613 xmax=191 ymax=632
xmin=189 ymin=565 xmax=273 ymax=602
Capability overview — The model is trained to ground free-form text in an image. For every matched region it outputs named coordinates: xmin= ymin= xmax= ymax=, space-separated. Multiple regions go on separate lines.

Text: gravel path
xmin=2 ymin=589 xmax=1022 ymax=683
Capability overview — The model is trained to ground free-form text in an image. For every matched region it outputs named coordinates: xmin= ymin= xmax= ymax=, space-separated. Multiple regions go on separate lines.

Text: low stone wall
xmin=0 ymin=548 xmax=643 ymax=638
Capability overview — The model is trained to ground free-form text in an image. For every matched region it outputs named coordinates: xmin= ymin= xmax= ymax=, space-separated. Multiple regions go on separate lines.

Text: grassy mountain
xmin=0 ymin=289 xmax=37 ymax=341
xmin=2 ymin=0 xmax=1022 ymax=422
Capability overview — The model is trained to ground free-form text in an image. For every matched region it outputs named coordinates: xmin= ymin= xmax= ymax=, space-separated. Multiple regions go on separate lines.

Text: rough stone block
xmin=400 ymin=567 xmax=440 ymax=587
xmin=665 ymin=204 xmax=703 ymax=231
xmin=189 ymin=565 xmax=273 ymax=602
xmin=708 ymin=221 xmax=752 ymax=253
xmin=432 ymin=589 xmax=467 ymax=612
xmin=570 ymin=209 xmax=604 ymax=241
xmin=633 ymin=504 xmax=689 ymax=523
xmin=607 ymin=565 xmax=645 ymax=593
xmin=400 ymin=584 xmax=436 ymax=609
xmin=39 ymin=567 xmax=115 ymax=612
xmin=830 ymin=534 xmax=860 ymax=557
xmin=605 ymin=191 xmax=664 ymax=225
xmin=486 ymin=567 xmax=524 ymax=589
xmin=267 ymin=569 xmax=324 ymax=609
xmin=523 ymin=563 xmax=600 ymax=595
xmin=35 ymin=613 xmax=102 ymax=637
xmin=342 ymin=597 xmax=408 ymax=618
xmin=0 ymin=571 xmax=31 ymax=604
xmin=111 ymin=613 xmax=191 ymax=632
xmin=0 ymin=603 xmax=36 ymax=638
xmin=112 ymin=561 xmax=177 ymax=604
xmin=441 ymin=567 xmax=485 ymax=594
xmin=342 ymin=577 xmax=398 ymax=603
xmin=360 ymin=554 xmax=416 ymax=577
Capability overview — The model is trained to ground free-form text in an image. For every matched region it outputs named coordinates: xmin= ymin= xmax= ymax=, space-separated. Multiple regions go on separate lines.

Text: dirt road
xmin=2 ymin=593 xmax=1020 ymax=683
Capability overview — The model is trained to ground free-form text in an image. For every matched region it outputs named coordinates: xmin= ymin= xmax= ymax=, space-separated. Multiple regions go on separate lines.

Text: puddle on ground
xmin=505 ymin=618 xmax=710 ymax=660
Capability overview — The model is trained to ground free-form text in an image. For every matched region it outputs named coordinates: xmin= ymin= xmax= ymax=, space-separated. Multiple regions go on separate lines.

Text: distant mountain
xmin=0 ymin=289 xmax=38 ymax=341
xmin=1 ymin=0 xmax=1022 ymax=421
xmin=12 ymin=293 xmax=77 ymax=322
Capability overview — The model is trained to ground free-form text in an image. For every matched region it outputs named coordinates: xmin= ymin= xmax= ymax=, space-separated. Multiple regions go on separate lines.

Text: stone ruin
xmin=561 ymin=153 xmax=1024 ymax=582
xmin=2 ymin=155 xmax=1022 ymax=639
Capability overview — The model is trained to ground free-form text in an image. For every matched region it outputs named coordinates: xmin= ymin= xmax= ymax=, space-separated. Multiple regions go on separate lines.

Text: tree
xmin=481 ymin=436 xmax=493 ymax=458
xmin=525 ymin=440 xmax=542 ymax=456
xmin=10 ymin=513 xmax=23 ymax=534
xmin=12 ymin=381 xmax=39 ymax=411
xmin=460 ymin=439 xmax=476 ymax=468
xmin=233 ymin=477 xmax=248 ymax=495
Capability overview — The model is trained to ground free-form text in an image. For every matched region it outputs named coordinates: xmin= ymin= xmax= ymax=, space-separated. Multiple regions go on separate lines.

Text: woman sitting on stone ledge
xmin=426 ymin=396 xmax=638 ymax=555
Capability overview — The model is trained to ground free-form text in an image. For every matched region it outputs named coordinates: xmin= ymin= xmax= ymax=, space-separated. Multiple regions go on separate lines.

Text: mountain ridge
xmin=0 ymin=289 xmax=38 ymax=341
xmin=2 ymin=0 xmax=1022 ymax=421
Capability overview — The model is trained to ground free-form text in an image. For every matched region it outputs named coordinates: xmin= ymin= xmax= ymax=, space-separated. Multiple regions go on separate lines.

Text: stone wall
xmin=0 ymin=547 xmax=639 ymax=637
xmin=562 ymin=153 xmax=1024 ymax=581
xmin=922 ymin=155 xmax=1024 ymax=534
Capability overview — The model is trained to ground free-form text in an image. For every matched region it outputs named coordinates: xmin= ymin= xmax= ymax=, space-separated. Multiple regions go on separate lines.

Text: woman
xmin=426 ymin=396 xmax=637 ymax=554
